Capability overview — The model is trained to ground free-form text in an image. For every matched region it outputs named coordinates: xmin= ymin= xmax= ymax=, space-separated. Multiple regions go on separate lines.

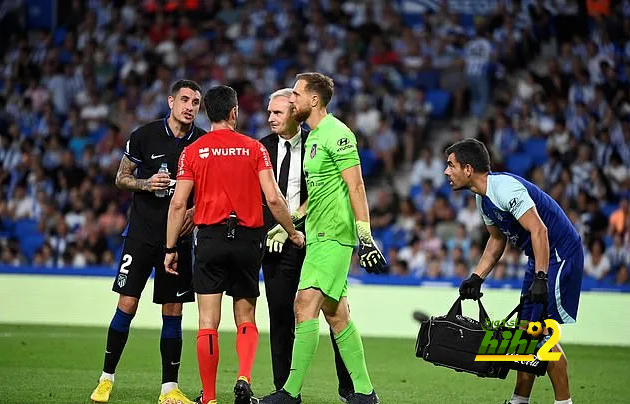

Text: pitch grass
xmin=0 ymin=324 xmax=626 ymax=404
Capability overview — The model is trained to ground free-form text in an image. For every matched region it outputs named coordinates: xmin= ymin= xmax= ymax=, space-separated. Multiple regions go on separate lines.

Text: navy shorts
xmin=520 ymin=243 xmax=584 ymax=324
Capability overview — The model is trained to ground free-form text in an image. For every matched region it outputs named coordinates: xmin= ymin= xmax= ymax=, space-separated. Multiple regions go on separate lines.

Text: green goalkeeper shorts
xmin=299 ymin=240 xmax=353 ymax=301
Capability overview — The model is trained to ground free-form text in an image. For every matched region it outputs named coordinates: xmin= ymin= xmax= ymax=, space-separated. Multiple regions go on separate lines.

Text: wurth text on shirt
xmin=198 ymin=147 xmax=252 ymax=159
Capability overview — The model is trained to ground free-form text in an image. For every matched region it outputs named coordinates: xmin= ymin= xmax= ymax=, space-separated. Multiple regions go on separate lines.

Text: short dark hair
xmin=295 ymin=72 xmax=334 ymax=107
xmin=445 ymin=138 xmax=491 ymax=173
xmin=204 ymin=86 xmax=238 ymax=123
xmin=170 ymin=79 xmax=202 ymax=96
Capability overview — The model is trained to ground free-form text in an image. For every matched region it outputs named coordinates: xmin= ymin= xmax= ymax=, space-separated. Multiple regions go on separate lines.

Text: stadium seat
xmin=359 ymin=148 xmax=380 ymax=178
xmin=378 ymin=226 xmax=409 ymax=252
xmin=402 ymin=13 xmax=423 ymax=29
xmin=409 ymin=184 xmax=422 ymax=201
xmin=523 ymin=137 xmax=548 ymax=165
xmin=436 ymin=181 xmax=452 ymax=197
xmin=603 ymin=235 xmax=613 ymax=248
xmin=458 ymin=14 xmax=476 ymax=30
xmin=53 ymin=27 xmax=67 ymax=46
xmin=415 ymin=70 xmax=441 ymax=90
xmin=13 ymin=219 xmax=39 ymax=239
xmin=21 ymin=234 xmax=45 ymax=261
xmin=426 ymin=89 xmax=451 ymax=118
xmin=505 ymin=154 xmax=534 ymax=177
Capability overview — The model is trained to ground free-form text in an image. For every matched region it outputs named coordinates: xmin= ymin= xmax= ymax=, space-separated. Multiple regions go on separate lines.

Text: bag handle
xmin=446 ymin=297 xmax=491 ymax=324
xmin=501 ymin=294 xmax=548 ymax=328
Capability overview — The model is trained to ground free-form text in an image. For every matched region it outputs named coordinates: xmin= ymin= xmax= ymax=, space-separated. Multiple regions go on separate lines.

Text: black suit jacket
xmin=259 ymin=128 xmax=309 ymax=233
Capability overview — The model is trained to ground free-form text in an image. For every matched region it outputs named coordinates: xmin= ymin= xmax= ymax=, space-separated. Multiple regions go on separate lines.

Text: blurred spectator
xmin=411 ymin=148 xmax=444 ymax=188
xmin=399 ymin=236 xmax=427 ymax=277
xmin=7 ymin=185 xmax=34 ymax=220
xmin=604 ymin=153 xmax=630 ymax=195
xmin=456 ymin=195 xmax=484 ymax=239
xmin=608 ymin=233 xmax=630 ymax=275
xmin=446 ymin=224 xmax=471 ymax=256
xmin=370 ymin=189 xmax=397 ymax=230
xmin=370 ymin=117 xmax=398 ymax=175
xmin=0 ymin=0 xmax=626 ymax=291
xmin=584 ymin=238 xmax=611 ymax=280
xmin=609 ymin=197 xmax=629 ymax=236
xmin=412 ymin=179 xmax=436 ymax=213
xmin=387 ymin=248 xmax=409 ymax=277
xmin=98 ymin=201 xmax=126 ymax=237
xmin=464 ymin=29 xmax=494 ymax=118
xmin=394 ymin=197 xmax=419 ymax=234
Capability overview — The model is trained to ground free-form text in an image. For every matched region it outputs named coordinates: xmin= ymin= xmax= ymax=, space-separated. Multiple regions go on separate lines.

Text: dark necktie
xmin=278 ymin=141 xmax=291 ymax=197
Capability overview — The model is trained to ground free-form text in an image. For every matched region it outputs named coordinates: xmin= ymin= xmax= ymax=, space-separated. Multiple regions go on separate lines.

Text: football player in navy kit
xmin=446 ymin=139 xmax=583 ymax=404
xmin=90 ymin=80 xmax=205 ymax=404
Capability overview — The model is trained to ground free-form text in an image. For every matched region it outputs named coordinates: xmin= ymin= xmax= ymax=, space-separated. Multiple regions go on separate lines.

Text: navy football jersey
xmin=122 ymin=118 xmax=206 ymax=246
xmin=476 ymin=172 xmax=581 ymax=258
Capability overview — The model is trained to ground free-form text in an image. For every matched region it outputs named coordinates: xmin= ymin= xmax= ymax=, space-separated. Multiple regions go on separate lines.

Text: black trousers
xmin=262 ymin=243 xmax=354 ymax=393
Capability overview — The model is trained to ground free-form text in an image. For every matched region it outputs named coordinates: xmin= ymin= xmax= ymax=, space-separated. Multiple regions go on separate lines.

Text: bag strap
xmin=502 ymin=295 xmax=526 ymax=324
xmin=446 ymin=297 xmax=462 ymax=320
xmin=502 ymin=294 xmax=549 ymax=328
xmin=477 ymin=299 xmax=491 ymax=324
xmin=446 ymin=297 xmax=491 ymax=324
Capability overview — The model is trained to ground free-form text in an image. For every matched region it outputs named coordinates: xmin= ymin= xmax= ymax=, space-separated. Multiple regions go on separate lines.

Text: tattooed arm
xmin=115 ymin=155 xmax=170 ymax=192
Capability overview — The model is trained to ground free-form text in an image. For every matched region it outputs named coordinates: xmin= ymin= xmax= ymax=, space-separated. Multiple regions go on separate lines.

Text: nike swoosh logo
xmin=151 ymin=153 xmax=166 ymax=159
xmin=105 ymin=351 xmax=111 ymax=354
xmin=170 ymin=361 xmax=180 ymax=365
xmin=176 ymin=290 xmax=190 ymax=297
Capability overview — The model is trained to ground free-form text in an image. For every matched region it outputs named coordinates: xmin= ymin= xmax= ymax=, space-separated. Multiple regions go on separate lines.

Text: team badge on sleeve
xmin=117 ymin=274 xmax=127 ymax=288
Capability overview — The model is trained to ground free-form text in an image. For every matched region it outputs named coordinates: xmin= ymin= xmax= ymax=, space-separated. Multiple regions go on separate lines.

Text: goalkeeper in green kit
xmin=253 ymin=72 xmax=386 ymax=404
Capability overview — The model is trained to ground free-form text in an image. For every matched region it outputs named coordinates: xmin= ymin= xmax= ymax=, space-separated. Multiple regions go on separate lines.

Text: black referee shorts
xmin=112 ymin=236 xmax=195 ymax=304
xmin=194 ymin=225 xmax=265 ymax=298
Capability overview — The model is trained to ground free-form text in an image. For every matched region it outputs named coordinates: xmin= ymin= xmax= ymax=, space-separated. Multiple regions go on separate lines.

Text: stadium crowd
xmin=0 ymin=0 xmax=628 ymax=286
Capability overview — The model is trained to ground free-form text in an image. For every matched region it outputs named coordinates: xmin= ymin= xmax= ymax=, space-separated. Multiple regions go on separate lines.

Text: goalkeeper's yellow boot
xmin=90 ymin=379 xmax=113 ymax=403
xmin=158 ymin=387 xmax=195 ymax=404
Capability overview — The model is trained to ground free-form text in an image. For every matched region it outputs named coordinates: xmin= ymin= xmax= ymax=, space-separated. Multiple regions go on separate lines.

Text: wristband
xmin=164 ymin=246 xmax=177 ymax=254
xmin=535 ymin=271 xmax=548 ymax=280
xmin=356 ymin=220 xmax=372 ymax=241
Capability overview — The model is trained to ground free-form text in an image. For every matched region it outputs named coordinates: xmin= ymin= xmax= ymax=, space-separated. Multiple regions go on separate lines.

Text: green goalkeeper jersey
xmin=303 ymin=114 xmax=360 ymax=247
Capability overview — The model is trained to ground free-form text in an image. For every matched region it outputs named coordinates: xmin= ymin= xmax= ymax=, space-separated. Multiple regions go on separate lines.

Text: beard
xmin=174 ymin=110 xmax=194 ymax=126
xmin=293 ymin=106 xmax=311 ymax=123
xmin=450 ymin=181 xmax=469 ymax=191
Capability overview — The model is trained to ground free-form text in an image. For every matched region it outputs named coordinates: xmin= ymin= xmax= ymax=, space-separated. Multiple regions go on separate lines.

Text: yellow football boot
xmin=158 ymin=387 xmax=195 ymax=404
xmin=90 ymin=379 xmax=113 ymax=403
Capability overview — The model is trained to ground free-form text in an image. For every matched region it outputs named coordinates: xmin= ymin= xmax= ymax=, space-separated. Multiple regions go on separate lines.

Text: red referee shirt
xmin=177 ymin=129 xmax=272 ymax=228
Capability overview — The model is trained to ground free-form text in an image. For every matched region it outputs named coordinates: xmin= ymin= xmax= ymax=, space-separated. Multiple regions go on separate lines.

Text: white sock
xmin=554 ymin=399 xmax=572 ymax=404
xmin=510 ymin=394 xmax=530 ymax=404
xmin=99 ymin=372 xmax=114 ymax=382
xmin=161 ymin=382 xmax=178 ymax=395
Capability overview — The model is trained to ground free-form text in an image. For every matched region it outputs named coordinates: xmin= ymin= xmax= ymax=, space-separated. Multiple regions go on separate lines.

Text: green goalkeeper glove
xmin=356 ymin=220 xmax=387 ymax=274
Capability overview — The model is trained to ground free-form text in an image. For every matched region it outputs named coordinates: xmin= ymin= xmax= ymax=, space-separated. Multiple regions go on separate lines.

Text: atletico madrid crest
xmin=310 ymin=144 xmax=317 ymax=158
xmin=117 ymin=274 xmax=127 ymax=288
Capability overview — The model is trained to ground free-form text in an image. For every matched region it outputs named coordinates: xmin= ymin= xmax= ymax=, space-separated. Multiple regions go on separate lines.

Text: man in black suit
xmin=260 ymin=88 xmax=354 ymax=401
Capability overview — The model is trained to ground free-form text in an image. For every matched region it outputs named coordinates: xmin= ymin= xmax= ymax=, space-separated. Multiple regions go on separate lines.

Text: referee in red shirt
xmin=164 ymin=85 xmax=304 ymax=404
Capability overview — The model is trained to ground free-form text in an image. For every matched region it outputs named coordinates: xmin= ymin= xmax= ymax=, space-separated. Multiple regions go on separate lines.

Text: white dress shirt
xmin=276 ymin=129 xmax=302 ymax=213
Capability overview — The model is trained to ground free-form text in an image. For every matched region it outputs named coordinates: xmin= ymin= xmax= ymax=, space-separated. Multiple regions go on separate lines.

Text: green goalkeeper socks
xmin=335 ymin=320 xmax=374 ymax=394
xmin=283 ymin=319 xmax=320 ymax=397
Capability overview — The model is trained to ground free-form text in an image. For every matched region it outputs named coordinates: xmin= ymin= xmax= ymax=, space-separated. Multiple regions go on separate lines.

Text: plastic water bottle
xmin=155 ymin=163 xmax=170 ymax=198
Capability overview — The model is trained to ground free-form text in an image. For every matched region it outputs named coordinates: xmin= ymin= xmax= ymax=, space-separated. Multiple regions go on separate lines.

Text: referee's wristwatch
xmin=164 ymin=246 xmax=177 ymax=254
